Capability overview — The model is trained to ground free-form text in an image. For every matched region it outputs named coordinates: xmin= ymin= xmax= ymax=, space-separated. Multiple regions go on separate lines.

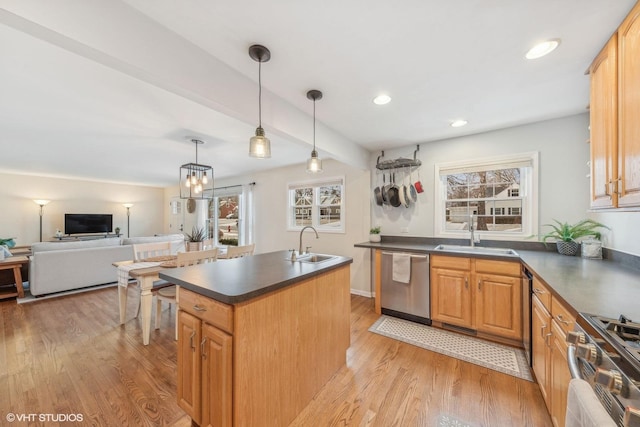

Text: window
xmin=288 ymin=177 xmax=345 ymax=232
xmin=211 ymin=184 xmax=255 ymax=246
xmin=435 ymin=152 xmax=538 ymax=240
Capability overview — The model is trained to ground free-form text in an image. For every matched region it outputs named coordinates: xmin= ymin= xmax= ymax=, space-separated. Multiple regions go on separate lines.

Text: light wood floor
xmin=0 ymin=289 xmax=551 ymax=426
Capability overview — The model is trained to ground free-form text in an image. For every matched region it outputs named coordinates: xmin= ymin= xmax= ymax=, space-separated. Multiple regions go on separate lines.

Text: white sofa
xmin=29 ymin=234 xmax=186 ymax=296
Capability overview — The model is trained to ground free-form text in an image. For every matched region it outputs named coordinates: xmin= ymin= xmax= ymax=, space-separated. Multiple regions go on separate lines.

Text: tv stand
xmin=54 ymin=234 xmax=121 ymax=241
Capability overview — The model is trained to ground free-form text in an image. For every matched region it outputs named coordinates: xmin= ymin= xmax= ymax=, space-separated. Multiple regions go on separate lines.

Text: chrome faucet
xmin=469 ymin=214 xmax=475 ymax=247
xmin=299 ymin=226 xmax=319 ymax=255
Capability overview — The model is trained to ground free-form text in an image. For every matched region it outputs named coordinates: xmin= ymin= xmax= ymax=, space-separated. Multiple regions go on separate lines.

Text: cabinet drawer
xmin=474 ymin=259 xmax=520 ymax=276
xmin=430 ymin=255 xmax=471 ymax=270
xmin=551 ymin=296 xmax=575 ymax=335
xmin=532 ymin=275 xmax=551 ymax=312
xmin=179 ymin=287 xmax=234 ymax=334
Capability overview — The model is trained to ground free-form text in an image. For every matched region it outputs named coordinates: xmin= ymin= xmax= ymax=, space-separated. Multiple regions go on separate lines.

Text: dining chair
xmin=132 ymin=242 xmax=172 ymax=261
xmin=130 ymin=242 xmax=173 ymax=317
xmin=225 ymin=243 xmax=255 ymax=259
xmin=155 ymin=247 xmax=219 ymax=340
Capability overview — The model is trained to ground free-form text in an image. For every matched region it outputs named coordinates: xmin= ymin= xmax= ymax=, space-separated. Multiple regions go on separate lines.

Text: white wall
xmin=212 ymin=159 xmax=372 ymax=295
xmin=0 ymin=172 xmax=165 ymax=245
xmin=370 ymin=113 xmax=640 ymax=257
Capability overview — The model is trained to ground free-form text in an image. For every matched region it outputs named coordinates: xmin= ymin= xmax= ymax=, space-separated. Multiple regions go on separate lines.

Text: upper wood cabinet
xmin=617 ymin=3 xmax=640 ymax=207
xmin=589 ymin=34 xmax=618 ymax=209
xmin=590 ymin=2 xmax=640 ymax=209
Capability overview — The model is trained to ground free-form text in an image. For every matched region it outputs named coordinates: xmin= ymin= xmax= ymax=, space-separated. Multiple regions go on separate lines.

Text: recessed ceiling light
xmin=450 ymin=119 xmax=468 ymax=128
xmin=373 ymin=94 xmax=391 ymax=105
xmin=525 ymin=39 xmax=561 ymax=59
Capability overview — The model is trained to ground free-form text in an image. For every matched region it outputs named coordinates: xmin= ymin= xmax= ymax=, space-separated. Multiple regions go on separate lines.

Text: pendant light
xmin=180 ymin=139 xmax=214 ymax=199
xmin=248 ymin=44 xmax=271 ymax=158
xmin=306 ymin=89 xmax=323 ymax=173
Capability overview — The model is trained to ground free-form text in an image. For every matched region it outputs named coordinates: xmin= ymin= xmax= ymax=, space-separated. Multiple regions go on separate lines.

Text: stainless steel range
xmin=567 ymin=313 xmax=640 ymax=427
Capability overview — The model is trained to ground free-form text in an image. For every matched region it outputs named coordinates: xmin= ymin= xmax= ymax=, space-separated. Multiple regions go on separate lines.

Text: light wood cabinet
xmin=431 ymin=266 xmax=472 ymax=326
xmin=532 ymin=294 xmax=551 ymax=410
xmin=530 ymin=275 xmax=575 ymax=427
xmin=590 ymin=1 xmax=640 ymax=209
xmin=589 ymin=34 xmax=618 ymax=209
xmin=177 ymin=299 xmax=233 ymax=427
xmin=177 ymin=264 xmax=351 ymax=427
xmin=550 ymin=320 xmax=571 ymax=427
xmin=430 ymin=255 xmax=522 ymax=342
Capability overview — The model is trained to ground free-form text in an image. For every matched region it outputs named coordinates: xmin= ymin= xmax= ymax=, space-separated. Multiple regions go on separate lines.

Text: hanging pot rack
xmin=375 ymin=145 xmax=422 ymax=171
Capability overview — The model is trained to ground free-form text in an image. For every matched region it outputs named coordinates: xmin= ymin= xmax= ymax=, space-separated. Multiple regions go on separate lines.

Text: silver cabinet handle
xmin=545 ymin=332 xmax=553 ymax=347
xmin=464 ymin=277 xmax=468 ymax=289
xmin=533 ymin=288 xmax=546 ymax=294
xmin=193 ymin=304 xmax=206 ymax=312
xmin=201 ymin=338 xmax=207 ymax=359
xmin=189 ymin=331 xmax=196 ymax=351
xmin=478 ymin=279 xmax=481 ymax=290
xmin=556 ymin=314 xmax=571 ymax=325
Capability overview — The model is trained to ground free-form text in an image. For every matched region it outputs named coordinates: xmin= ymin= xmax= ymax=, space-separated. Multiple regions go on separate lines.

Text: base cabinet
xmin=177 ymin=310 xmax=233 ymax=427
xmin=430 ymin=255 xmax=522 ymax=342
xmin=530 ymin=276 xmax=575 ymax=427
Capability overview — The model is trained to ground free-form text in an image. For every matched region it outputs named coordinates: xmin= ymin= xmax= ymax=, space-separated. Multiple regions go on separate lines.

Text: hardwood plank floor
xmin=0 ymin=289 xmax=551 ymax=426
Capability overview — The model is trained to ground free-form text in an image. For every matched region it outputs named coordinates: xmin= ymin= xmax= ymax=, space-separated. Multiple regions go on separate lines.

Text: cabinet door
xmin=431 ymin=267 xmax=472 ymax=327
xmin=475 ymin=273 xmax=522 ymax=340
xmin=532 ymin=296 xmax=551 ymax=411
xmin=589 ymin=34 xmax=618 ymax=209
xmin=201 ymin=323 xmax=233 ymax=427
xmin=177 ymin=310 xmax=202 ymax=423
xmin=618 ymin=3 xmax=640 ymax=207
xmin=550 ymin=321 xmax=571 ymax=427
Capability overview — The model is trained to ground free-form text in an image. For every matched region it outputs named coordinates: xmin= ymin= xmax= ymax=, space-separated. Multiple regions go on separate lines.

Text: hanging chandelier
xmin=306 ymin=89 xmax=323 ymax=173
xmin=180 ymin=139 xmax=214 ymax=199
xmin=248 ymin=44 xmax=271 ymax=158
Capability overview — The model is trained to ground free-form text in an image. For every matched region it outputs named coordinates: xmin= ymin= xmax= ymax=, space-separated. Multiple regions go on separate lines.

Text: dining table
xmin=113 ymin=256 xmax=178 ymax=345
xmin=113 ymin=247 xmax=229 ymax=345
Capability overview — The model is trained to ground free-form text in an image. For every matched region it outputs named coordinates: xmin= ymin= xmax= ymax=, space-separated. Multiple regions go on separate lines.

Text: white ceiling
xmin=0 ymin=1 xmax=635 ymax=187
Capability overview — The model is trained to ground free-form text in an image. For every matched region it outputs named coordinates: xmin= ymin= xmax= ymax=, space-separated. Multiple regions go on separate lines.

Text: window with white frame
xmin=435 ymin=152 xmax=538 ymax=240
xmin=287 ymin=177 xmax=345 ymax=232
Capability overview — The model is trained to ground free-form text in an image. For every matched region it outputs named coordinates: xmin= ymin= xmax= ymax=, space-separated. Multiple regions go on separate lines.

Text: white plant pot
xmin=369 ymin=234 xmax=381 ymax=243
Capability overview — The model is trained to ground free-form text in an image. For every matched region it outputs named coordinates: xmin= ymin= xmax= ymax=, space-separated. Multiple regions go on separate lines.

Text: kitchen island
xmin=159 ymin=250 xmax=352 ymax=427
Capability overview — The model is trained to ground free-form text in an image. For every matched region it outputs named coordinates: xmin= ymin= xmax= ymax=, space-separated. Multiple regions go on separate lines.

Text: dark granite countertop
xmin=159 ymin=250 xmax=353 ymax=305
xmin=355 ymin=241 xmax=640 ymax=320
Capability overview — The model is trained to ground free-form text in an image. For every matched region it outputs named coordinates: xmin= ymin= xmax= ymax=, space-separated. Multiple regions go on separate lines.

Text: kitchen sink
xmin=289 ymin=253 xmax=337 ymax=263
xmin=433 ymin=244 xmax=519 ymax=257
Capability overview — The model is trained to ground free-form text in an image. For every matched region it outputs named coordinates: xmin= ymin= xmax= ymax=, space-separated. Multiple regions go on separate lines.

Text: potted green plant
xmin=541 ymin=219 xmax=609 ymax=256
xmin=369 ymin=226 xmax=381 ymax=243
xmin=114 ymin=227 xmax=121 ymax=236
xmin=0 ymin=237 xmax=16 ymax=248
xmin=185 ymin=226 xmax=207 ymax=251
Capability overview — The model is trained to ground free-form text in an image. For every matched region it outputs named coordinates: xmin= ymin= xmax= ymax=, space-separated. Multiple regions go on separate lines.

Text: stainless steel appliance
xmin=380 ymin=252 xmax=430 ymax=324
xmin=522 ymin=267 xmax=533 ymax=366
xmin=567 ymin=313 xmax=640 ymax=427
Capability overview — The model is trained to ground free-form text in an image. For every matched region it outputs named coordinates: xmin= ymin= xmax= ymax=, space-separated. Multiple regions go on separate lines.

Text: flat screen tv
xmin=64 ymin=214 xmax=113 ymax=235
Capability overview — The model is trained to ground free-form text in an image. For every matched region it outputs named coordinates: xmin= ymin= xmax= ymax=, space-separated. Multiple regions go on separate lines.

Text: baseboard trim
xmin=350 ymin=288 xmax=373 ymax=298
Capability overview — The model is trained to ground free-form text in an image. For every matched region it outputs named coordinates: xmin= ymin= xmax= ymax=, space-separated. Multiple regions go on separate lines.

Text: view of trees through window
xmin=444 ymin=167 xmax=522 ymax=233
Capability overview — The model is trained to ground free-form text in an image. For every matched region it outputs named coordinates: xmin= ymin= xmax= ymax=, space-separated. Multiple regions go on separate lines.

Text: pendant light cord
xmin=258 ymin=60 xmax=263 ymax=128
xmin=313 ymin=98 xmax=316 ymax=150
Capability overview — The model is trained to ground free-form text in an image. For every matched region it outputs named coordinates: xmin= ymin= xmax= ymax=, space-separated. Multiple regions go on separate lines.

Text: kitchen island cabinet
xmin=161 ymin=250 xmax=352 ymax=427
xmin=431 ymin=255 xmax=522 ymax=344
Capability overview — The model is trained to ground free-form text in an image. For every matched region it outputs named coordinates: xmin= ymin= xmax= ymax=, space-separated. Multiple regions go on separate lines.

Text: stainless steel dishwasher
xmin=381 ymin=251 xmax=430 ymax=325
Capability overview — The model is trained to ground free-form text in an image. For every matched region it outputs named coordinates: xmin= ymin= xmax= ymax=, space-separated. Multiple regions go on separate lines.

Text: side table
xmin=0 ymin=256 xmax=29 ymax=300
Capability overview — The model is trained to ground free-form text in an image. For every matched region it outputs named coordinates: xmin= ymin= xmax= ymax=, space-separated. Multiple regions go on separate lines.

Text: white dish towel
xmin=565 ymin=378 xmax=616 ymax=427
xmin=392 ymin=253 xmax=411 ymax=283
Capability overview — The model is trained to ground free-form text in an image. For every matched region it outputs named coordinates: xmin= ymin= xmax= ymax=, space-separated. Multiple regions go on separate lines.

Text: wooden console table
xmin=0 ymin=256 xmax=28 ymax=300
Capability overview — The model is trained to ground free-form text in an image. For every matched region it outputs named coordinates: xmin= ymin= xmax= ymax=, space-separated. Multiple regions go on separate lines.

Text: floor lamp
xmin=33 ymin=199 xmax=50 ymax=242
xmin=122 ymin=204 xmax=133 ymax=237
